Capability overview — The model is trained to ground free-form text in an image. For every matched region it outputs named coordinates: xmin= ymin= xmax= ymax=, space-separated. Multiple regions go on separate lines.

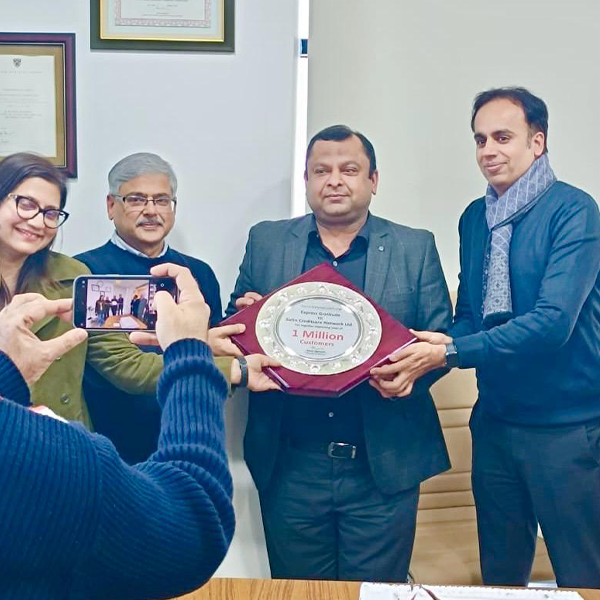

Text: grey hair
xmin=108 ymin=152 xmax=178 ymax=196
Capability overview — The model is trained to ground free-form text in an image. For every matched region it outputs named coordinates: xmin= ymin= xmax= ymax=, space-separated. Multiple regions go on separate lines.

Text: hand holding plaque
xmin=220 ymin=263 xmax=416 ymax=397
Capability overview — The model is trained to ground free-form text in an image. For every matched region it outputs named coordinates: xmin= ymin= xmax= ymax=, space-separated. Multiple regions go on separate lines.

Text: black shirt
xmin=282 ymin=216 xmax=370 ymax=446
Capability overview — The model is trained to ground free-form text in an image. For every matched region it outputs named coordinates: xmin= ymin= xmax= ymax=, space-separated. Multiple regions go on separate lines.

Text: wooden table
xmin=173 ymin=578 xmax=600 ymax=600
xmin=175 ymin=578 xmax=360 ymax=599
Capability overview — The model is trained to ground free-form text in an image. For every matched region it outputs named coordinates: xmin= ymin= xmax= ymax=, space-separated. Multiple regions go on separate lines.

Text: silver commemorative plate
xmin=255 ymin=281 xmax=383 ymax=375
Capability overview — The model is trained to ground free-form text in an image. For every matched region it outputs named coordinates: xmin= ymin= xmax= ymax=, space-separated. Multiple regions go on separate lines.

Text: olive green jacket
xmin=27 ymin=252 xmax=232 ymax=428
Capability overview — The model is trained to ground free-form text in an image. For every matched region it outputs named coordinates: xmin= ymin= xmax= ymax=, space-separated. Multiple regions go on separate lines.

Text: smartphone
xmin=73 ymin=275 xmax=178 ymax=332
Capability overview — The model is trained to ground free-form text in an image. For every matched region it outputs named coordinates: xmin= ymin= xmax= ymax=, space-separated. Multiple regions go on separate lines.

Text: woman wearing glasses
xmin=0 ymin=152 xmax=166 ymax=425
xmin=0 ymin=152 xmax=279 ymax=428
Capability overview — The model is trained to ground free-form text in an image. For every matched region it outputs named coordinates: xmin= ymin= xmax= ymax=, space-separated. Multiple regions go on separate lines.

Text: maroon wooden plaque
xmin=220 ymin=263 xmax=416 ymax=397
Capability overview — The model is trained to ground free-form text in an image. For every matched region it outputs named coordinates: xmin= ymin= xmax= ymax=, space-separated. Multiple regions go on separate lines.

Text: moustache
xmin=136 ymin=218 xmax=163 ymax=227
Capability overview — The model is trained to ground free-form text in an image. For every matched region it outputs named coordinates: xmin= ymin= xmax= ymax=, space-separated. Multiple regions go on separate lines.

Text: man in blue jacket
xmin=373 ymin=87 xmax=600 ymax=587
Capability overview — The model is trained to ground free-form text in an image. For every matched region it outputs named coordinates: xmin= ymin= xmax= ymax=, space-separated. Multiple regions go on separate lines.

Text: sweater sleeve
xmin=0 ymin=351 xmax=30 ymax=406
xmin=448 ymin=212 xmax=480 ymax=340
xmin=203 ymin=266 xmax=223 ymax=326
xmin=85 ymin=331 xmax=163 ymax=394
xmin=72 ymin=339 xmax=234 ymax=599
xmin=0 ymin=341 xmax=234 ymax=599
xmin=454 ymin=195 xmax=600 ymax=369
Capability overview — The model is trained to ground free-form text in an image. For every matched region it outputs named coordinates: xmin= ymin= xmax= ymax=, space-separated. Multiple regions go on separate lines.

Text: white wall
xmin=2 ymin=0 xmax=299 ymax=577
xmin=8 ymin=0 xmax=599 ymax=582
xmin=308 ymin=0 xmax=600 ymax=289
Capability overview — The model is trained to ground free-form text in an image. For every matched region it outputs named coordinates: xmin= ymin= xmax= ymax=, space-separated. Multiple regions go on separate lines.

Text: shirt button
xmin=328 ymin=411 xmax=334 ymax=418
xmin=60 ymin=394 xmax=70 ymax=405
xmin=332 ymin=260 xmax=338 ymax=267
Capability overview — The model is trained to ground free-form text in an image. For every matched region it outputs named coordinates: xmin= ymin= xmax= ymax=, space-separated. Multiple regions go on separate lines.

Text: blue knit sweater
xmin=451 ymin=181 xmax=600 ymax=425
xmin=0 ymin=339 xmax=234 ymax=599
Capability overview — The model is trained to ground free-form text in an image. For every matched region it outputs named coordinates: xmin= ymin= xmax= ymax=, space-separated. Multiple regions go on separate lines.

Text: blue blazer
xmin=227 ymin=214 xmax=452 ymax=495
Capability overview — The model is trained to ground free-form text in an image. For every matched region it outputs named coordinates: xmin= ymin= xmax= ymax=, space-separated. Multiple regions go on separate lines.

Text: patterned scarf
xmin=482 ymin=153 xmax=556 ymax=326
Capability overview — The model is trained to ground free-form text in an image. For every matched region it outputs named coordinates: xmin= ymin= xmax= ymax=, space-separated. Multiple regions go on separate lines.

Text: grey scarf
xmin=482 ymin=153 xmax=556 ymax=326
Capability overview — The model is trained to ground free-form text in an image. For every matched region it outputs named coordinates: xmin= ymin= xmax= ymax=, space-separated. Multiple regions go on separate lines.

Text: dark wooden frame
xmin=0 ymin=32 xmax=77 ymax=178
xmin=90 ymin=0 xmax=235 ymax=53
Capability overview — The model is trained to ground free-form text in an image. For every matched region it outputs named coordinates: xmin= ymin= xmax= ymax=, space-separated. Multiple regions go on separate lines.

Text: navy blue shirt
xmin=282 ymin=216 xmax=371 ymax=445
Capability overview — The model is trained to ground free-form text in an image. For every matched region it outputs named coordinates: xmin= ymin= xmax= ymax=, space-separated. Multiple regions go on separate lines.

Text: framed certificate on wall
xmin=0 ymin=32 xmax=77 ymax=178
xmin=91 ymin=0 xmax=235 ymax=52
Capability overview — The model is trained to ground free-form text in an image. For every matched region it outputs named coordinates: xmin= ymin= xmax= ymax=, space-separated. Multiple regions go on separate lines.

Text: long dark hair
xmin=0 ymin=153 xmax=68 ymax=308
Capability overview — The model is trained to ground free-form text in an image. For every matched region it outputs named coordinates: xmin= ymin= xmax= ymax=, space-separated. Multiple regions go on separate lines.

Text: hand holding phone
xmin=73 ymin=275 xmax=178 ymax=332
xmin=0 ymin=293 xmax=87 ymax=385
xmin=131 ymin=263 xmax=210 ymax=350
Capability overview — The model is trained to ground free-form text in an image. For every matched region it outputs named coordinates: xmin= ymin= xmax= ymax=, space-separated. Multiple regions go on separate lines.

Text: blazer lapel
xmin=282 ymin=216 xmax=312 ymax=283
xmin=282 ymin=214 xmax=392 ymax=301
xmin=365 ymin=218 xmax=391 ymax=304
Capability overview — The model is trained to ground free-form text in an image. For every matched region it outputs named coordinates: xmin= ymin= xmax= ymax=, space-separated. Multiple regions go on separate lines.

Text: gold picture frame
xmin=91 ymin=0 xmax=234 ymax=52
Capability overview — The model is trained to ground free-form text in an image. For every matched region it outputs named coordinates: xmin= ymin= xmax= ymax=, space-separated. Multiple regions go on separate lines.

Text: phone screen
xmin=73 ymin=275 xmax=177 ymax=332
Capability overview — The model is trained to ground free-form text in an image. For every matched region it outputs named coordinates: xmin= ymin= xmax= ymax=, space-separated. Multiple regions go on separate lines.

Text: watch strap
xmin=444 ymin=342 xmax=459 ymax=368
xmin=236 ymin=355 xmax=249 ymax=388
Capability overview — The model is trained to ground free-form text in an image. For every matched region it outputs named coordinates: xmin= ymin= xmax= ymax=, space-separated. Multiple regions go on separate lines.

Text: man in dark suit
xmin=226 ymin=125 xmax=452 ymax=582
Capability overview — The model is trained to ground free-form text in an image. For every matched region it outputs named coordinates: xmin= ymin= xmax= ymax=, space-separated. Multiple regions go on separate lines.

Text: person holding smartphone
xmin=73 ymin=152 xmax=279 ymax=461
xmin=0 ymin=263 xmax=235 ymax=599
xmin=0 ymin=153 xmax=277 ymax=433
xmin=0 ymin=152 xmax=166 ymax=426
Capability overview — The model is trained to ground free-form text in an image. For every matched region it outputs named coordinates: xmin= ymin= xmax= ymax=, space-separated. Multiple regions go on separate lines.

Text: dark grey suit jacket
xmin=226 ymin=214 xmax=452 ymax=495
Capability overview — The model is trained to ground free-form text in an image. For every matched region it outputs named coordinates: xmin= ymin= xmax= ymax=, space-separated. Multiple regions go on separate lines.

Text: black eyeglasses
xmin=7 ymin=194 xmax=69 ymax=228
xmin=112 ymin=193 xmax=177 ymax=212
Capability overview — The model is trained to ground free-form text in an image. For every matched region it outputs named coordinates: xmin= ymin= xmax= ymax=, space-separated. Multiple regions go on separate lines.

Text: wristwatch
xmin=444 ymin=342 xmax=460 ymax=368
xmin=236 ymin=355 xmax=249 ymax=388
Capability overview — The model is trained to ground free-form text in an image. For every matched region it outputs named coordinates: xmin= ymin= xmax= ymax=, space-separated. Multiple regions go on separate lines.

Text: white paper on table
xmin=0 ymin=54 xmax=56 ymax=156
xmin=360 ymin=584 xmax=583 ymax=600
xmin=119 ymin=316 xmax=139 ymax=329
